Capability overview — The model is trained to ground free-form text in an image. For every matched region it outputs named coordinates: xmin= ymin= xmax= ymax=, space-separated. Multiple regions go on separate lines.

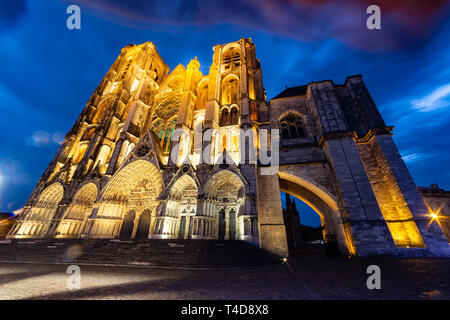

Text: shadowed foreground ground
xmin=1 ymin=248 xmax=449 ymax=300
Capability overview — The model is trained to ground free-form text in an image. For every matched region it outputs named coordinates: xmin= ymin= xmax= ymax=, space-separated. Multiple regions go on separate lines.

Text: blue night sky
xmin=0 ymin=1 xmax=449 ymax=227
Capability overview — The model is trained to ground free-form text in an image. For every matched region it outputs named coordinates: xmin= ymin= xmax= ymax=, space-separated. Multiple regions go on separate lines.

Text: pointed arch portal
xmin=87 ymin=160 xmax=163 ymax=239
xmin=154 ymin=174 xmax=198 ymax=239
xmin=205 ymin=170 xmax=246 ymax=240
xmin=56 ymin=182 xmax=98 ymax=238
xmin=10 ymin=183 xmax=64 ymax=238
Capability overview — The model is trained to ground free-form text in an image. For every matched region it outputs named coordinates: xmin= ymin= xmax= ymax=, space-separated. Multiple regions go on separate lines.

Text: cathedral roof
xmin=271 ymin=85 xmax=308 ymax=100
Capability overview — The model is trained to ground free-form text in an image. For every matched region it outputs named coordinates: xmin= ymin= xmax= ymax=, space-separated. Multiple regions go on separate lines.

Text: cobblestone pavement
xmin=0 ymin=249 xmax=449 ymax=300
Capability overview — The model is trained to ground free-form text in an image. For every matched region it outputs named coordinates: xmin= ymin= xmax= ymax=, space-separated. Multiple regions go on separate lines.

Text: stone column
xmin=255 ymin=170 xmax=289 ymax=257
xmin=196 ymin=198 xmax=205 ymax=216
xmin=106 ymin=136 xmax=125 ymax=175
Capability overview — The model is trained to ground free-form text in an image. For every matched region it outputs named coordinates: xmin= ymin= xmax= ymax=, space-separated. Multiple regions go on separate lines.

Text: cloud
xmin=411 ymin=83 xmax=450 ymax=112
xmin=402 ymin=153 xmax=423 ymax=163
xmin=71 ymin=0 xmax=450 ymax=51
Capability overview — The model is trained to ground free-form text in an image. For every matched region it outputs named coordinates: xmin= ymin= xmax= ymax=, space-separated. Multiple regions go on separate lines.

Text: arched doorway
xmin=154 ymin=174 xmax=198 ymax=239
xmin=10 ymin=183 xmax=64 ymax=238
xmin=204 ymin=170 xmax=246 ymax=240
xmin=87 ymin=159 xmax=163 ymax=239
xmin=120 ymin=210 xmax=135 ymax=239
xmin=135 ymin=209 xmax=152 ymax=239
xmin=278 ymin=171 xmax=353 ymax=255
xmin=56 ymin=183 xmax=98 ymax=238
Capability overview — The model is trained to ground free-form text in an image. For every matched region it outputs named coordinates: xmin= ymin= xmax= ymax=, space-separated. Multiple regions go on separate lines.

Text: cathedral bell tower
xmin=203 ymin=38 xmax=264 ymax=130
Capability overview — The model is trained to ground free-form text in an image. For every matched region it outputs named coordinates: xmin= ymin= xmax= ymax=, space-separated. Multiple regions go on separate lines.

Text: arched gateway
xmin=278 ymin=171 xmax=352 ymax=254
xmin=8 ymin=39 xmax=450 ymax=258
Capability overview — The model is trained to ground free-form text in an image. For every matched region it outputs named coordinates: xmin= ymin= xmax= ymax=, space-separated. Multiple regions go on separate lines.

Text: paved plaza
xmin=0 ymin=249 xmax=449 ymax=300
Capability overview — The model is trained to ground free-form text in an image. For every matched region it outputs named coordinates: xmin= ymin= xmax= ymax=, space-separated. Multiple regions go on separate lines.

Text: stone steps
xmin=0 ymin=239 xmax=280 ymax=268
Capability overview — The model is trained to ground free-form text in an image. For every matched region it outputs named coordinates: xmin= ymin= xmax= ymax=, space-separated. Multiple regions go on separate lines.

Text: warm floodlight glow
xmin=425 ymin=203 xmax=443 ymax=222
xmin=12 ymin=208 xmax=24 ymax=216
xmin=429 ymin=207 xmax=442 ymax=221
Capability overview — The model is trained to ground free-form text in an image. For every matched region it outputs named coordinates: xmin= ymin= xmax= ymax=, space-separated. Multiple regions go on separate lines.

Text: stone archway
xmin=56 ymin=183 xmax=98 ymax=238
xmin=9 ymin=183 xmax=64 ymax=238
xmin=153 ymin=174 xmax=198 ymax=239
xmin=204 ymin=170 xmax=245 ymax=240
xmin=86 ymin=160 xmax=163 ymax=238
xmin=278 ymin=171 xmax=353 ymax=255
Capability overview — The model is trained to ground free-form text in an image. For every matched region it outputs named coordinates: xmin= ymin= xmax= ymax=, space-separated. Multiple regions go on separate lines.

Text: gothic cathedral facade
xmin=8 ymin=39 xmax=450 ymax=258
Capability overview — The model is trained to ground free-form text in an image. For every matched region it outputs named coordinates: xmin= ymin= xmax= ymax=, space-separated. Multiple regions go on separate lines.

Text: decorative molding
xmin=353 ymin=126 xmax=394 ymax=144
xmin=318 ymin=131 xmax=354 ymax=146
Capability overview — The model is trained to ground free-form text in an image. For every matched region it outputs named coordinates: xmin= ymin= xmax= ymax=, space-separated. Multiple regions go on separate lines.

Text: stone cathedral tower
xmin=8 ymin=39 xmax=450 ymax=258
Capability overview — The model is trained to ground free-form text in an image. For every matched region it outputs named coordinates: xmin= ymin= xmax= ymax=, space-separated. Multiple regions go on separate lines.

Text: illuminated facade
xmin=8 ymin=39 xmax=450 ymax=257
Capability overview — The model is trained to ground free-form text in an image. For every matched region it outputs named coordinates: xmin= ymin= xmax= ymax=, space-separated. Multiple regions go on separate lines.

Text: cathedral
xmin=7 ymin=39 xmax=450 ymax=258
